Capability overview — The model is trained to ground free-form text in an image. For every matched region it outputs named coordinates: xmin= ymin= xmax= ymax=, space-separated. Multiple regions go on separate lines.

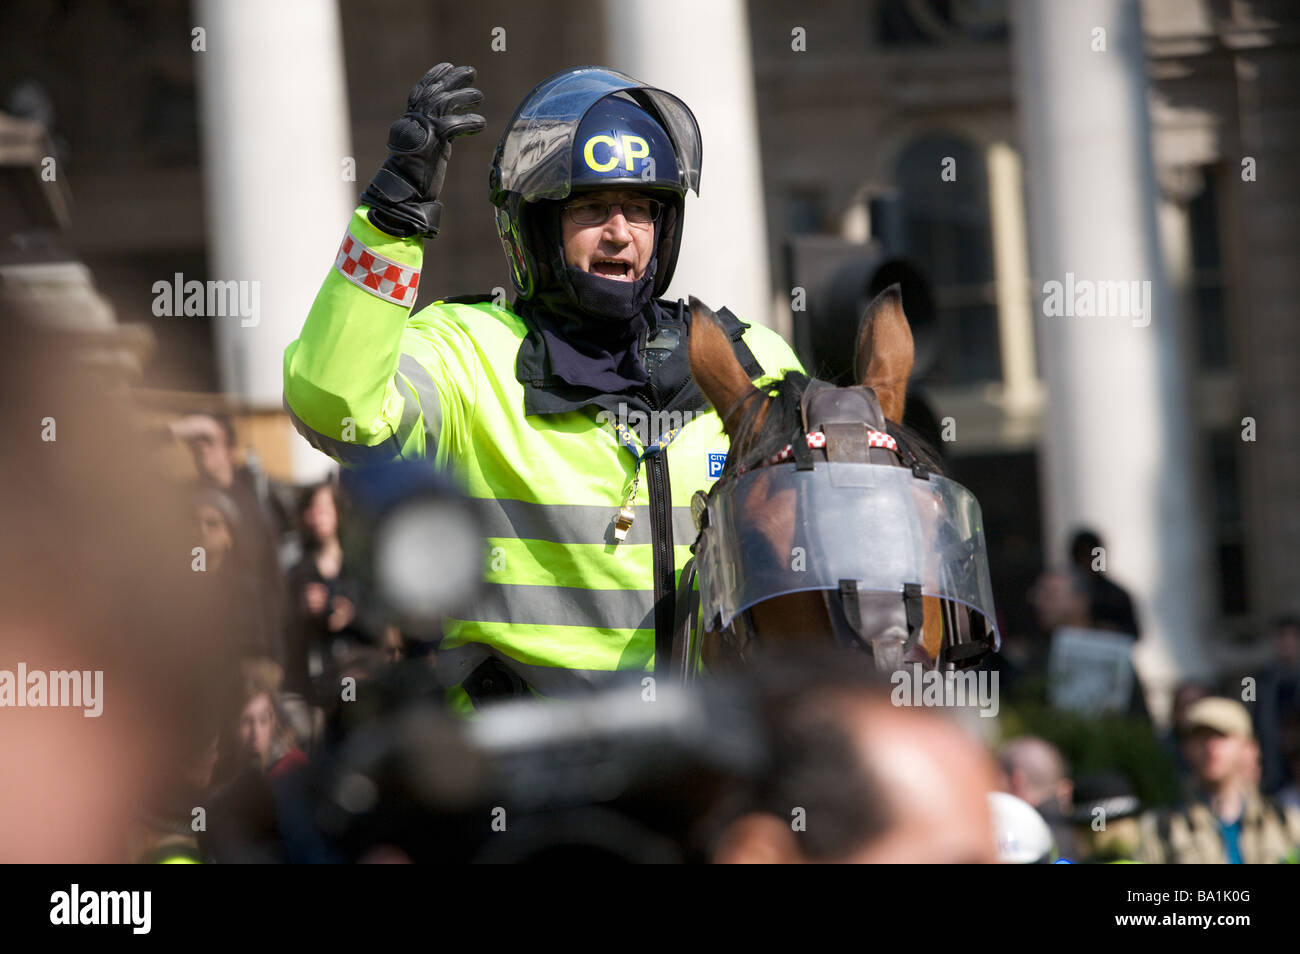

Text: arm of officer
xmin=282 ymin=64 xmax=485 ymax=467
xmin=283 ymin=207 xmax=452 ymax=465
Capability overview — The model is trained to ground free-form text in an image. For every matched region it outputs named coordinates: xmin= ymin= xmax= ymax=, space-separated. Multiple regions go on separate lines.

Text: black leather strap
xmin=792 ymin=429 xmax=816 ymax=471
xmin=902 ymin=582 xmax=925 ymax=656
xmin=667 ymin=556 xmax=700 ymax=683
xmin=837 ymin=579 xmax=863 ymax=649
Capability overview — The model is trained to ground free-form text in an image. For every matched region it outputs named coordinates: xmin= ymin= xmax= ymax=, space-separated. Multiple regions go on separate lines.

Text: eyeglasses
xmin=563 ymin=197 xmax=663 ymax=227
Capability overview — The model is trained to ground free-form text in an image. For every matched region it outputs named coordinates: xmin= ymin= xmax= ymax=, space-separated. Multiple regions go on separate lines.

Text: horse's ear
xmin=854 ymin=284 xmax=914 ymax=423
xmin=689 ymin=296 xmax=761 ymax=440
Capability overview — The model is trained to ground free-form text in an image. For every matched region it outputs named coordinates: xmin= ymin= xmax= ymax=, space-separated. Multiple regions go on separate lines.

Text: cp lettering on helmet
xmin=582 ymin=134 xmax=651 ymax=174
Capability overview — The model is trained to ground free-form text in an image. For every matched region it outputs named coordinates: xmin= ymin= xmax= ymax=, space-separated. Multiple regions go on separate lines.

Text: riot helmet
xmin=489 ymin=66 xmax=702 ymax=300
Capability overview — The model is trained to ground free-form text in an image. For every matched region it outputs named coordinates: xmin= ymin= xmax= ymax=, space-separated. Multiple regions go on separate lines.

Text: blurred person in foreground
xmin=997 ymin=736 xmax=1079 ymax=861
xmin=0 ymin=308 xmax=238 ymax=862
xmin=238 ymin=659 xmax=308 ymax=779
xmin=1028 ymin=565 xmax=1150 ymax=720
xmin=702 ymin=655 xmax=1000 ymax=863
xmin=1068 ymin=527 xmax=1139 ymax=637
xmin=1256 ymin=614 xmax=1300 ymax=795
xmin=988 ymin=792 xmax=1057 ymax=863
xmin=1159 ymin=680 xmax=1214 ymax=778
xmin=1137 ymin=697 xmax=1300 ymax=863
xmin=283 ymin=480 xmax=367 ymax=695
xmin=993 ymin=567 xmax=1093 ymax=700
xmin=197 ymin=659 xmax=329 ymax=863
xmin=170 ymin=411 xmax=285 ymax=647
xmin=194 ymin=487 xmax=280 ymax=660
xmin=1276 ymin=748 xmax=1300 ymax=813
xmin=1069 ymin=772 xmax=1142 ymax=863
xmin=128 ymin=720 xmax=222 ymax=864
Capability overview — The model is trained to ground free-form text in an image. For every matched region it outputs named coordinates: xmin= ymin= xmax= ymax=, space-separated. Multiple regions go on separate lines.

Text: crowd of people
xmin=984 ymin=529 xmax=1300 ymax=863
xmin=167 ymin=410 xmax=408 ymax=695
xmin=996 ymin=695 xmax=1300 ymax=864
xmin=137 ymin=410 xmax=1300 ymax=864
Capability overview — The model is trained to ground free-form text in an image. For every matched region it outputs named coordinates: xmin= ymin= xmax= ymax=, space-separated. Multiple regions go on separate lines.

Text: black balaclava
xmin=516 ymin=200 xmax=659 ymax=394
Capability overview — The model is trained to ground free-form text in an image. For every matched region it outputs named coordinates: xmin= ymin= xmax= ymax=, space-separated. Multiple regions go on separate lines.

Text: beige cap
xmin=1182 ymin=697 xmax=1253 ymax=739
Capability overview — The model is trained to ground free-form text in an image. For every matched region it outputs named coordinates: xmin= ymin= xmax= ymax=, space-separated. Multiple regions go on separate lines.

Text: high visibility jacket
xmin=283 ymin=207 xmax=804 ymax=703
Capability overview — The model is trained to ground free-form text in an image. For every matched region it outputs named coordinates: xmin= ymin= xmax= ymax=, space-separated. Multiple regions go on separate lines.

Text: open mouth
xmin=591 ymin=259 xmax=633 ymax=281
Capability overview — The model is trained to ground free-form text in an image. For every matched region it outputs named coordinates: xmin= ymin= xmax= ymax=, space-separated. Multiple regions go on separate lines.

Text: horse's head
xmin=683 ymin=287 xmax=998 ymax=676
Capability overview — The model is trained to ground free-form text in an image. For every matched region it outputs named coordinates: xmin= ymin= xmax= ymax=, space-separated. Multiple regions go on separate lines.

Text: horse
xmin=673 ymin=285 xmax=998 ymax=679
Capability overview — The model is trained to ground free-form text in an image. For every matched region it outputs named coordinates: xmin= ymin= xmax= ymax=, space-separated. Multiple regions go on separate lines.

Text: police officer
xmin=283 ymin=63 xmax=803 ymax=710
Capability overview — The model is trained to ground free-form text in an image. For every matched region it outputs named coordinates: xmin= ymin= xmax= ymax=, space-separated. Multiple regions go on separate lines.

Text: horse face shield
xmin=693 ymin=462 xmax=1000 ymax=670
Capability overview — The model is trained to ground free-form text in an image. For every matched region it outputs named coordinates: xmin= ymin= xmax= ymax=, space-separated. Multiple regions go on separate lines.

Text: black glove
xmin=361 ymin=63 xmax=486 ymax=239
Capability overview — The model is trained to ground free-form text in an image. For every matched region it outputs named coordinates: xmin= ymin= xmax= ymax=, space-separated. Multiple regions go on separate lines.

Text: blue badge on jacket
xmin=708 ymin=452 xmax=727 ymax=479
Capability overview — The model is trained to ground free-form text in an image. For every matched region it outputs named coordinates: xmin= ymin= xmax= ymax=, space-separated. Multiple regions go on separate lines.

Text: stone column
xmin=194 ymin=0 xmax=353 ymax=481
xmin=1228 ymin=24 xmax=1300 ymax=627
xmin=603 ymin=0 xmax=774 ymax=333
xmin=1012 ymin=0 xmax=1214 ymax=720
xmin=986 ymin=141 xmax=1040 ymax=417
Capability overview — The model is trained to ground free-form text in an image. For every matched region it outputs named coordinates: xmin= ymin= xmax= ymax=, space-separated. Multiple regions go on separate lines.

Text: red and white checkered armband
xmin=334 ymin=231 xmax=421 ymax=307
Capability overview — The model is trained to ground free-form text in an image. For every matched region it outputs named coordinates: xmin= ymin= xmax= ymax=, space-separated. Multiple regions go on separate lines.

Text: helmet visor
xmin=696 ymin=463 xmax=999 ymax=644
xmin=498 ymin=67 xmax=702 ymax=202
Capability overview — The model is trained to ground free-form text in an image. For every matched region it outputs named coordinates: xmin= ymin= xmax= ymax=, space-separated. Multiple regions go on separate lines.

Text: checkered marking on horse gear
xmin=335 ymin=232 xmax=421 ymax=306
xmin=758 ymin=429 xmax=898 ymax=469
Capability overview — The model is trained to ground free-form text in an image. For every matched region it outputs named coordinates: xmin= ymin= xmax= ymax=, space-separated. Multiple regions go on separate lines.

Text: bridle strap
xmin=829 ymin=579 xmax=927 ymax=669
xmin=734 ymin=428 xmax=898 ymax=475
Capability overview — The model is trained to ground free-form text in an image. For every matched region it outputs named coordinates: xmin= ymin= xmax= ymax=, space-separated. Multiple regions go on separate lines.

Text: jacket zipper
xmin=645 ymin=303 xmax=681 ymax=677
xmin=647 ymin=451 xmax=674 ymax=678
